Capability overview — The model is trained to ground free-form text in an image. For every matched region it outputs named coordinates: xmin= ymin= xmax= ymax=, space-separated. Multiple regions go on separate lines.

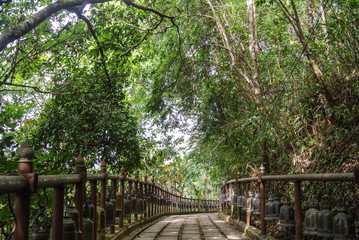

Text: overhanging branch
xmin=0 ymin=0 xmax=11 ymax=5
xmin=0 ymin=0 xmax=114 ymax=51
xmin=122 ymin=0 xmax=174 ymax=19
xmin=121 ymin=18 xmax=163 ymax=56
xmin=0 ymin=0 xmax=177 ymax=52
xmin=0 ymin=81 xmax=94 ymax=95
xmin=75 ymin=11 xmax=112 ymax=90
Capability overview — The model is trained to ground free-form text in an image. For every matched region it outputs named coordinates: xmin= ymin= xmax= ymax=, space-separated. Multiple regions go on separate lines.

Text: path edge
xmin=218 ymin=213 xmax=276 ymax=240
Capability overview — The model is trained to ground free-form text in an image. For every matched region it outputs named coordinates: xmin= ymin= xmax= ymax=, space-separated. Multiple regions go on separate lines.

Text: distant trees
xmin=138 ymin=0 xmax=359 ymax=179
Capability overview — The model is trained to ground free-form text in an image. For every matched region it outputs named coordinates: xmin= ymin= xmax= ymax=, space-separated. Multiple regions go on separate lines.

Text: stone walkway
xmin=129 ymin=213 xmax=248 ymax=240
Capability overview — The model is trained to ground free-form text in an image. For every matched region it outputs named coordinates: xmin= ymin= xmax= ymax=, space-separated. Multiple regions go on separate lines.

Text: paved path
xmin=129 ymin=213 xmax=248 ymax=240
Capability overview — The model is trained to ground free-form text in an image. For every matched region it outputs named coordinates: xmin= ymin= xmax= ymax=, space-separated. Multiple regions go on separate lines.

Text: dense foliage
xmin=133 ymin=0 xmax=359 ymax=180
xmin=0 ymin=0 xmax=358 ymax=198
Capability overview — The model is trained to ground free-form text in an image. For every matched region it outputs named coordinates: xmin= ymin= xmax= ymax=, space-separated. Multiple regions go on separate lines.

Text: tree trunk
xmin=206 ymin=0 xmax=236 ymax=67
xmin=0 ymin=0 xmax=173 ymax=52
xmin=247 ymin=0 xmax=268 ymax=170
xmin=288 ymin=0 xmax=336 ymax=106
xmin=247 ymin=0 xmax=261 ymax=98
xmin=319 ymin=0 xmax=329 ymax=53
xmin=207 ymin=0 xmax=257 ymax=99
xmin=306 ymin=0 xmax=315 ymax=37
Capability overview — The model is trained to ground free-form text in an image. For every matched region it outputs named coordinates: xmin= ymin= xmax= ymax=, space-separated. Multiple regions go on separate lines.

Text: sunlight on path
xmin=129 ymin=213 xmax=248 ymax=240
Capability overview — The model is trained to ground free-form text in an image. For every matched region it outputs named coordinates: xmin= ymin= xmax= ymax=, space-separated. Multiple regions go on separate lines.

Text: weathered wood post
xmin=160 ymin=188 xmax=163 ymax=213
xmin=259 ymin=164 xmax=266 ymax=235
xmin=119 ymin=166 xmax=125 ymax=228
xmin=151 ymin=177 xmax=155 ymax=216
xmin=225 ymin=177 xmax=229 ymax=215
xmin=160 ymin=186 xmax=163 ymax=214
xmin=230 ymin=181 xmax=234 ymax=217
xmin=128 ymin=179 xmax=133 ymax=223
xmin=294 ymin=181 xmax=302 ymax=239
xmin=100 ymin=160 xmax=106 ymax=240
xmin=53 ymin=186 xmax=64 ymax=240
xmin=144 ymin=175 xmax=148 ymax=218
xmin=190 ymin=198 xmax=192 ymax=213
xmin=162 ymin=188 xmax=165 ymax=214
xmin=152 ymin=179 xmax=156 ymax=216
xmin=110 ymin=177 xmax=117 ymax=233
xmin=198 ymin=197 xmax=200 ymax=213
xmin=134 ymin=171 xmax=139 ymax=221
xmin=15 ymin=139 xmax=36 ymax=240
xmin=157 ymin=186 xmax=160 ymax=214
xmin=172 ymin=193 xmax=174 ymax=213
xmin=176 ymin=195 xmax=179 ymax=213
xmin=169 ymin=193 xmax=172 ymax=213
xmin=75 ymin=154 xmax=87 ymax=240
xmin=90 ymin=180 xmax=97 ymax=240
xmin=236 ymin=172 xmax=241 ymax=221
xmin=164 ymin=190 xmax=168 ymax=213
xmin=221 ymin=185 xmax=223 ymax=213
xmin=139 ymin=173 xmax=143 ymax=219
xmin=246 ymin=182 xmax=251 ymax=227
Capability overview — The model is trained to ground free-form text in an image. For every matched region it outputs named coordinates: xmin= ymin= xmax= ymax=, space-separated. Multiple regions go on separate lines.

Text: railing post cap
xmin=75 ymin=154 xmax=84 ymax=165
xmin=101 ymin=159 xmax=106 ymax=167
xmin=120 ymin=166 xmax=125 ymax=177
xmin=260 ymin=164 xmax=265 ymax=174
xmin=17 ymin=138 xmax=35 ymax=160
xmin=100 ymin=159 xmax=106 ymax=174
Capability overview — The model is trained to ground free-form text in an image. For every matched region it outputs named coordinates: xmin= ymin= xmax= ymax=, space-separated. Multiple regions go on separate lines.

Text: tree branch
xmin=120 ymin=18 xmax=164 ymax=56
xmin=113 ymin=20 xmax=152 ymax=32
xmin=113 ymin=19 xmax=164 ymax=32
xmin=0 ymin=25 xmax=78 ymax=85
xmin=153 ymin=23 xmax=175 ymax=34
xmin=0 ymin=0 xmax=179 ymax=53
xmin=172 ymin=18 xmax=183 ymax=61
xmin=0 ymin=0 xmax=11 ymax=5
xmin=202 ymin=43 xmax=235 ymax=53
xmin=121 ymin=32 xmax=150 ymax=57
xmin=0 ymin=0 xmax=114 ymax=51
xmin=75 ymin=11 xmax=112 ymax=91
xmin=65 ymin=41 xmax=102 ymax=63
xmin=275 ymin=0 xmax=336 ymax=106
xmin=176 ymin=14 xmax=216 ymax=20
xmin=121 ymin=0 xmax=182 ymax=59
xmin=122 ymin=0 xmax=174 ymax=19
xmin=0 ymin=81 xmax=95 ymax=95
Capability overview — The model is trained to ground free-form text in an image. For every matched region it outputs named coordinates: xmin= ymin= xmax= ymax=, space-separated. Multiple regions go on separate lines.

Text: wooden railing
xmin=0 ymin=139 xmax=219 ymax=240
xmin=220 ymin=165 xmax=358 ymax=239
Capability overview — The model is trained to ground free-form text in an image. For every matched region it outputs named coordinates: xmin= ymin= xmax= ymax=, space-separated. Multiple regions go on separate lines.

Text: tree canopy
xmin=0 ymin=0 xmax=358 ymax=196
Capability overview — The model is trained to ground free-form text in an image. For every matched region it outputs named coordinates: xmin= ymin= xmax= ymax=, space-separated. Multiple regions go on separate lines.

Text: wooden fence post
xmin=75 ymin=154 xmax=86 ymax=240
xmin=15 ymin=139 xmax=35 ymax=240
xmin=259 ymin=164 xmax=266 ymax=235
xmin=134 ymin=171 xmax=139 ymax=221
xmin=100 ymin=160 xmax=107 ymax=240
xmin=110 ymin=178 xmax=117 ymax=233
xmin=144 ymin=175 xmax=148 ymax=218
xmin=294 ymin=181 xmax=302 ymax=239
xmin=119 ymin=166 xmax=125 ymax=228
